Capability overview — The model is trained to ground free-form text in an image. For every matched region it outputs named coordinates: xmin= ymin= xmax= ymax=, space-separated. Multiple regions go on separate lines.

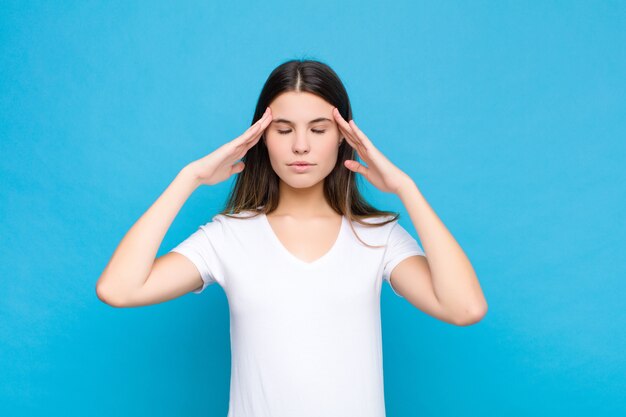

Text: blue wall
xmin=1 ymin=1 xmax=624 ymax=416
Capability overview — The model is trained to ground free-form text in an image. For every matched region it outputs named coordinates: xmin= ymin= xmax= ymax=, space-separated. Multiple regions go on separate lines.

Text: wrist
xmin=395 ymin=174 xmax=416 ymax=196
xmin=178 ymin=165 xmax=202 ymax=191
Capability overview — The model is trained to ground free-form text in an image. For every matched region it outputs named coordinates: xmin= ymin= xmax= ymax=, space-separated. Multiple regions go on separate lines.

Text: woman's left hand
xmin=333 ymin=107 xmax=413 ymax=195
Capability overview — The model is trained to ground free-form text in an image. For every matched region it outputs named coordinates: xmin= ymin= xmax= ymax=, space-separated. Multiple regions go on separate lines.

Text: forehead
xmin=269 ymin=91 xmax=333 ymax=120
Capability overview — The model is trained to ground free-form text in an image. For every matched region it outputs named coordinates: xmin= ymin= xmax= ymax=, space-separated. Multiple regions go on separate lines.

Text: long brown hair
xmin=218 ymin=58 xmax=400 ymax=248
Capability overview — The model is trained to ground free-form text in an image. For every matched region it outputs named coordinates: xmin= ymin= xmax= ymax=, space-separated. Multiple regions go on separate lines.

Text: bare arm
xmin=393 ymin=178 xmax=487 ymax=326
xmin=330 ymin=107 xmax=487 ymax=326
xmin=95 ymin=106 xmax=273 ymax=308
xmin=95 ymin=167 xmax=201 ymax=307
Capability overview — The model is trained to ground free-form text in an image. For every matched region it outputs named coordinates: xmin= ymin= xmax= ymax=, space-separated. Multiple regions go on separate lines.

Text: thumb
xmin=231 ymin=161 xmax=245 ymax=174
xmin=345 ymin=160 xmax=360 ymax=172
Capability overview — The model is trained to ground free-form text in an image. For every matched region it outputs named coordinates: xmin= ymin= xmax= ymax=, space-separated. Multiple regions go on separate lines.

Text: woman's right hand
xmin=185 ymin=107 xmax=273 ymax=186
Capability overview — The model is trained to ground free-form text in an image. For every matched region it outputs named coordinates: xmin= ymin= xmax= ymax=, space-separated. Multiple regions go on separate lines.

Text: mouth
xmin=288 ymin=163 xmax=315 ymax=172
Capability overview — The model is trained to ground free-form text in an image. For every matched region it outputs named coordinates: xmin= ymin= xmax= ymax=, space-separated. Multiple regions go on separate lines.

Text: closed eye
xmin=277 ymin=129 xmax=326 ymax=135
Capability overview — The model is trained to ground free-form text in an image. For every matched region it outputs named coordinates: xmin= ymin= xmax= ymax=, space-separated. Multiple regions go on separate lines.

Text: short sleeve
xmin=382 ymin=221 xmax=425 ymax=297
xmin=169 ymin=216 xmax=226 ymax=294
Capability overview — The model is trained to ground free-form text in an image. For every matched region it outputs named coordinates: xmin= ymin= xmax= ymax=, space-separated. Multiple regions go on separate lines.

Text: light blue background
xmin=2 ymin=1 xmax=625 ymax=416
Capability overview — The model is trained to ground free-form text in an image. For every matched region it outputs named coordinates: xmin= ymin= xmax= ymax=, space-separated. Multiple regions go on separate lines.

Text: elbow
xmin=454 ymin=303 xmax=488 ymax=327
xmin=96 ymin=282 xmax=127 ymax=308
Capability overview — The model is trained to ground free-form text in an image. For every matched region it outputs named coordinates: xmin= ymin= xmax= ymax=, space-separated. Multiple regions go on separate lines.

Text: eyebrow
xmin=272 ymin=117 xmax=332 ymax=125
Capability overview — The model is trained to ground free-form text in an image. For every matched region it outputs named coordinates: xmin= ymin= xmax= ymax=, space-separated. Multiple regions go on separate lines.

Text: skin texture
xmin=266 ymin=92 xmax=488 ymax=326
xmin=262 ymin=91 xmax=347 ymax=264
xmin=97 ymin=90 xmax=488 ymax=327
xmin=264 ymin=91 xmax=344 ymax=218
xmin=330 ymin=103 xmax=488 ymax=326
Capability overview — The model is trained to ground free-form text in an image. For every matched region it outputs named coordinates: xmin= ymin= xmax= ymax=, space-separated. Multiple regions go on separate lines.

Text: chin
xmin=280 ymin=178 xmax=322 ymax=189
xmin=277 ymin=172 xmax=325 ymax=189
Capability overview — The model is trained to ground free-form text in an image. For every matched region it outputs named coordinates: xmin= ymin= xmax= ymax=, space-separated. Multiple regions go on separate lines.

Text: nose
xmin=292 ymin=131 xmax=311 ymax=154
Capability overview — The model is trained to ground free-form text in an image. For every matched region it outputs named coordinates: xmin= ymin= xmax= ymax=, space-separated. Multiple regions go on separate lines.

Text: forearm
xmin=396 ymin=178 xmax=487 ymax=322
xmin=96 ymin=166 xmax=201 ymax=300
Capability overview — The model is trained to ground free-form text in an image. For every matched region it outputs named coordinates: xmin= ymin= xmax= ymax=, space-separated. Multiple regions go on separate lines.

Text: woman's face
xmin=264 ymin=91 xmax=343 ymax=189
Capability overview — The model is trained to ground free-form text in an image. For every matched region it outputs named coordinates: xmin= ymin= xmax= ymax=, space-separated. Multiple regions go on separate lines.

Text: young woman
xmin=96 ymin=59 xmax=487 ymax=417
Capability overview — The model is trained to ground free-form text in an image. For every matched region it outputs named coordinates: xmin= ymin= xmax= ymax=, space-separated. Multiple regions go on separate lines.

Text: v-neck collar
xmin=261 ymin=213 xmax=346 ymax=267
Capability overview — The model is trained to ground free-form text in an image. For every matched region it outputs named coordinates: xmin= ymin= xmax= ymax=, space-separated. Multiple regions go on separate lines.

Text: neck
xmin=272 ymin=179 xmax=336 ymax=218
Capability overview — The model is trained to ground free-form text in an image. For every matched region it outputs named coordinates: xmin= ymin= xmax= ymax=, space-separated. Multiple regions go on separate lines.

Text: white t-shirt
xmin=169 ymin=210 xmax=425 ymax=417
